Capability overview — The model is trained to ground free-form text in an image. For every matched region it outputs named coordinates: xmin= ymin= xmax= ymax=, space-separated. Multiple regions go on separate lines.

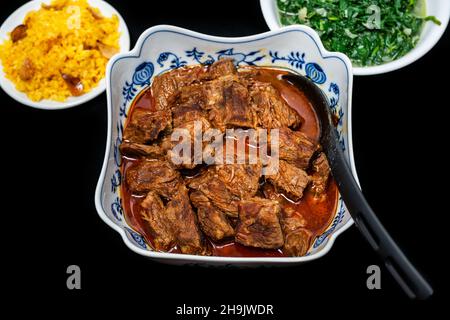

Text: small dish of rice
xmin=0 ymin=0 xmax=130 ymax=109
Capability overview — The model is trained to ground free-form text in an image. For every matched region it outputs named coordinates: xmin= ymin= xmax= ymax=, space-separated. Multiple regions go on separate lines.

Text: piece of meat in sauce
xmin=190 ymin=190 xmax=234 ymax=241
xmin=173 ymin=60 xmax=258 ymax=130
xmin=249 ymin=81 xmax=303 ymax=129
xmin=119 ymin=141 xmax=164 ymax=159
xmin=235 ymin=197 xmax=284 ymax=249
xmin=164 ymin=185 xmax=211 ymax=255
xmin=172 ymin=86 xmax=208 ymax=127
xmin=184 ymin=77 xmax=230 ymax=130
xmin=161 ymin=116 xmax=212 ymax=169
xmin=207 ymin=58 xmax=237 ymax=79
xmin=151 ymin=59 xmax=235 ymax=113
xmin=283 ymin=227 xmax=313 ymax=256
xmin=188 ymin=161 xmax=262 ymax=215
xmin=277 ymin=127 xmax=319 ymax=169
xmin=177 ymin=77 xmax=257 ymax=130
xmin=263 ymin=184 xmax=313 ymax=256
xmin=223 ymin=81 xmax=257 ymax=129
xmin=266 ymin=160 xmax=310 ymax=201
xmin=140 ymin=191 xmax=176 ymax=251
xmin=282 ymin=211 xmax=313 ymax=257
xmin=125 ymin=159 xmax=181 ymax=197
xmin=309 ymin=152 xmax=331 ymax=198
xmin=122 ymin=108 xmax=171 ymax=144
xmin=151 ymin=65 xmax=207 ymax=111
xmin=188 ymin=168 xmax=240 ymax=218
xmin=215 ymin=162 xmax=262 ymax=199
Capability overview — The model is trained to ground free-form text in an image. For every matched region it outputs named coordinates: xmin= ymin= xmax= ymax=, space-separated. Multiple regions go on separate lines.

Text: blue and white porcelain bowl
xmin=95 ymin=25 xmax=357 ymax=266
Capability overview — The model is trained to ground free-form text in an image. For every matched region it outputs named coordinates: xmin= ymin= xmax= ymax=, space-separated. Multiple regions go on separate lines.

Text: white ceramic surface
xmin=96 ymin=24 xmax=357 ymax=266
xmin=0 ymin=0 xmax=130 ymax=109
xmin=260 ymin=0 xmax=450 ymax=76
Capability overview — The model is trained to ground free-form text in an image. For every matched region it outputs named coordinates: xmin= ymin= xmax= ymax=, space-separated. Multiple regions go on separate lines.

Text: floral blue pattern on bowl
xmin=95 ymin=25 xmax=356 ymax=265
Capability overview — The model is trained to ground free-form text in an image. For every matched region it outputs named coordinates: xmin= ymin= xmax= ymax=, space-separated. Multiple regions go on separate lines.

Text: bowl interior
xmin=0 ymin=0 xmax=130 ymax=109
xmin=97 ymin=25 xmax=354 ymax=263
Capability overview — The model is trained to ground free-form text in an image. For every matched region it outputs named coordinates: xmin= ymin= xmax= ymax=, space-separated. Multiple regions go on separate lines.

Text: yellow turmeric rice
xmin=0 ymin=0 xmax=120 ymax=102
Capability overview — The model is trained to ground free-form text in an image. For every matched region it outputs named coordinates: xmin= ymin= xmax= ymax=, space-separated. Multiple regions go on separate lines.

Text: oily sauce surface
xmin=120 ymin=67 xmax=338 ymax=257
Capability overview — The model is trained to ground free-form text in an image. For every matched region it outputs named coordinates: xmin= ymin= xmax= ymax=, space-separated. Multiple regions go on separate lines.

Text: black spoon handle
xmin=327 ymin=128 xmax=433 ymax=299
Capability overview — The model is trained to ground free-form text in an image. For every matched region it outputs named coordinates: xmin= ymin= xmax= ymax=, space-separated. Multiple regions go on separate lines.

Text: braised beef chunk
xmin=278 ymin=127 xmax=319 ymax=169
xmin=309 ymin=153 xmax=331 ymax=198
xmin=123 ymin=109 xmax=171 ymax=144
xmin=119 ymin=141 xmax=164 ymax=158
xmin=188 ymin=161 xmax=262 ymax=217
xmin=223 ymin=82 xmax=257 ymax=128
xmin=262 ymin=188 xmax=312 ymax=256
xmin=262 ymin=183 xmax=284 ymax=202
xmin=215 ymin=162 xmax=262 ymax=199
xmin=125 ymin=160 xmax=180 ymax=197
xmin=281 ymin=206 xmax=307 ymax=231
xmin=250 ymin=82 xmax=303 ymax=129
xmin=190 ymin=191 xmax=234 ymax=241
xmin=188 ymin=169 xmax=240 ymax=217
xmin=165 ymin=185 xmax=210 ymax=255
xmin=172 ymin=88 xmax=207 ymax=128
xmin=173 ymin=76 xmax=236 ymax=131
xmin=176 ymin=84 xmax=208 ymax=109
xmin=151 ymin=65 xmax=207 ymax=111
xmin=172 ymin=103 xmax=205 ymax=127
xmin=208 ymin=58 xmax=237 ymax=79
xmin=162 ymin=117 xmax=212 ymax=169
xmin=283 ymin=227 xmax=313 ymax=257
xmin=266 ymin=160 xmax=310 ymax=201
xmin=140 ymin=191 xmax=175 ymax=251
xmin=236 ymin=197 xmax=284 ymax=249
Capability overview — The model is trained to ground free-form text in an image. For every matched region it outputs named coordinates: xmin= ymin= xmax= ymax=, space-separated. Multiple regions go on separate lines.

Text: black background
xmin=2 ymin=0 xmax=448 ymax=316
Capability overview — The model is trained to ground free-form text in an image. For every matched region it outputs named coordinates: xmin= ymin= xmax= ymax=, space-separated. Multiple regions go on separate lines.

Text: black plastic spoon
xmin=283 ymin=74 xmax=433 ymax=300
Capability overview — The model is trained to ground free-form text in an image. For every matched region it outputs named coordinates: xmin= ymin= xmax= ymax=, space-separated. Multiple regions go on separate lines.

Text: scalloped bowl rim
xmin=0 ymin=0 xmax=130 ymax=110
xmin=260 ymin=0 xmax=450 ymax=76
xmin=95 ymin=24 xmax=357 ymax=264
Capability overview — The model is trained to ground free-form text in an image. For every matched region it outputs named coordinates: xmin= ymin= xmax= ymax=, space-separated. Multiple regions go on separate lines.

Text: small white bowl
xmin=260 ymin=0 xmax=450 ymax=76
xmin=96 ymin=24 xmax=357 ymax=266
xmin=0 ymin=0 xmax=130 ymax=109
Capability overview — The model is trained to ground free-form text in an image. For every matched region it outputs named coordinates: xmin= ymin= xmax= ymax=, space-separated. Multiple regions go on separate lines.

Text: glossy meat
xmin=266 ymin=160 xmax=310 ymax=201
xmin=122 ymin=109 xmax=171 ymax=144
xmin=140 ymin=191 xmax=175 ymax=251
xmin=277 ymin=127 xmax=319 ymax=169
xmin=125 ymin=160 xmax=181 ymax=197
xmin=249 ymin=81 xmax=303 ymax=129
xmin=190 ymin=191 xmax=235 ymax=241
xmin=119 ymin=141 xmax=164 ymax=158
xmin=164 ymin=185 xmax=210 ymax=255
xmin=235 ymin=197 xmax=284 ymax=249
xmin=188 ymin=169 xmax=240 ymax=217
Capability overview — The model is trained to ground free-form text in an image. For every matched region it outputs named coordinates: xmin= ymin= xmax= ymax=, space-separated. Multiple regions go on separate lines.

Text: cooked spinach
xmin=277 ymin=0 xmax=441 ymax=66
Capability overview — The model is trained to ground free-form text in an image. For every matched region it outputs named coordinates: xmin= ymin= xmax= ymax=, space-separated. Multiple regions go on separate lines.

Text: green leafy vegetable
xmin=277 ymin=0 xmax=441 ymax=66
